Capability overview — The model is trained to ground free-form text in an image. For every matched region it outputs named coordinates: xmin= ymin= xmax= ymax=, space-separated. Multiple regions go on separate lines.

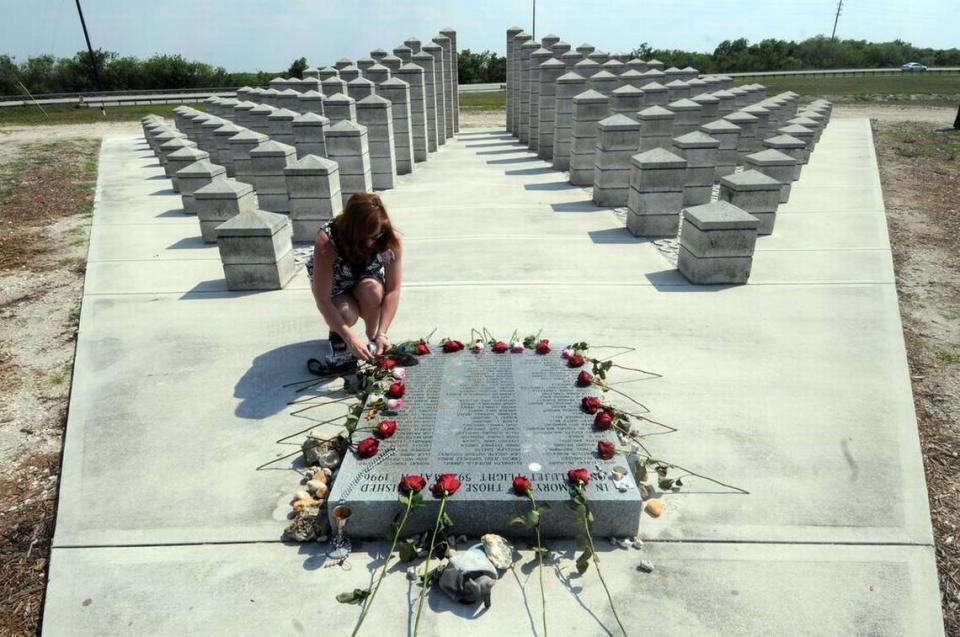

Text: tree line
xmin=2 ymin=36 xmax=958 ymax=96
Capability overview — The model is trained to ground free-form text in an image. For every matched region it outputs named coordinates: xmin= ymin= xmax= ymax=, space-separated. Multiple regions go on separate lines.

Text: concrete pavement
xmin=43 ymin=120 xmax=945 ymax=635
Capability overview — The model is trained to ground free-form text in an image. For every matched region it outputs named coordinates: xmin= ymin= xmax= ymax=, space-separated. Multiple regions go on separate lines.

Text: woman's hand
xmin=374 ymin=333 xmax=392 ymax=356
xmin=347 ymin=333 xmax=375 ymax=362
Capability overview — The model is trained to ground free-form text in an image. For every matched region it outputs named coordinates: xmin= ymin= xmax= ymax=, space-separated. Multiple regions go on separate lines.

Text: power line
xmin=831 ymin=0 xmax=844 ymax=39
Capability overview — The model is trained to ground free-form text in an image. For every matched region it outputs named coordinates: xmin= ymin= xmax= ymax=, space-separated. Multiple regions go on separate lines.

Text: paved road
xmin=42 ymin=121 xmax=944 ymax=635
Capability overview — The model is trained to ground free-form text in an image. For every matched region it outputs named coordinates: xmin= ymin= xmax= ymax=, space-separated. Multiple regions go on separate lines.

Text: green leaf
xmin=510 ymin=515 xmax=529 ymax=527
xmin=441 ymin=512 xmax=453 ymax=527
xmin=532 ymin=546 xmax=550 ymax=555
xmin=537 ymin=503 xmax=551 ymax=513
xmin=336 ymin=588 xmax=370 ymax=604
xmin=397 ymin=494 xmax=410 ymax=507
xmin=576 ymin=549 xmax=592 ymax=574
xmin=411 ymin=492 xmax=424 ymax=507
xmin=576 ymin=534 xmax=590 ymax=551
xmin=525 ymin=509 xmax=541 ymax=527
xmin=398 ymin=540 xmax=419 ymax=563
xmin=675 ymin=477 xmax=684 ymax=487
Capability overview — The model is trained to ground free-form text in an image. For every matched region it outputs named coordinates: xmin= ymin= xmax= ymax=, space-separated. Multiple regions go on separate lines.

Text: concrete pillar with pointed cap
xmin=377 ymin=77 xmax=417 ymax=170
xmin=292 ymin=112 xmax=329 ymax=160
xmin=324 ymin=120 xmax=373 ymax=203
xmin=284 ymin=155 xmax=344 ymax=242
xmin=553 ymin=71 xmax=587 ymax=171
xmin=677 ymin=200 xmax=759 ymax=285
xmin=527 ymin=47 xmax=554 ymax=151
xmin=569 ymin=89 xmax=609 ymax=186
xmin=404 ymin=37 xmax=421 ymax=54
xmin=506 ymin=26 xmax=524 ymax=134
xmin=439 ymin=28 xmax=459 ymax=132
xmin=365 ymin=64 xmax=391 ymax=85
xmin=422 ymin=43 xmax=447 ymax=145
xmin=511 ymin=32 xmax=533 ymax=137
xmin=228 ymin=130 xmax=268 ymax=187
xmin=409 ymin=53 xmax=438 ymax=153
xmin=744 ymin=148 xmax=798 ymax=203
xmin=432 ymin=33 xmax=455 ymax=139
xmin=176 ymin=160 xmax=225 ymax=214
xmin=194 ymin=177 xmax=256 ymax=242
xmin=537 ymin=58 xmax=567 ymax=160
xmin=672 ymin=131 xmax=721 ymax=206
xmin=250 ymin=140 xmax=297 ymax=214
xmin=356 ymin=94 xmax=397 ymax=189
xmin=719 ymin=169 xmax=783 ymax=235
xmin=268 ymin=108 xmax=298 ymax=146
xmin=347 ymin=77 xmax=376 ymax=102
xmin=167 ymin=147 xmax=210 ymax=192
xmin=297 ymin=90 xmax=325 ymax=116
xmin=593 ymin=114 xmax=642 ymax=206
xmin=393 ymin=45 xmax=413 ymax=64
xmin=626 ymin=147 xmax=687 ymax=237
xmin=324 ymin=93 xmax=357 ymax=126
xmin=216 ymin=208 xmax=295 ymax=290
xmin=637 ymin=105 xmax=676 ymax=152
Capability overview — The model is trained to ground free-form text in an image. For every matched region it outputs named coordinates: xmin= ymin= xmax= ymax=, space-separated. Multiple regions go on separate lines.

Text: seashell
xmin=305 ymin=479 xmax=324 ymax=493
xmin=321 ymin=467 xmax=332 ymax=479
xmin=293 ymin=490 xmax=311 ymax=502
xmin=292 ymin=498 xmax=316 ymax=513
xmin=645 ymin=499 xmax=664 ymax=518
xmin=480 ymin=533 xmax=514 ymax=570
xmin=616 ymin=538 xmax=632 ymax=549
xmin=632 ymin=539 xmax=644 ymax=550
xmin=636 ymin=559 xmax=654 ymax=573
xmin=313 ymin=482 xmax=329 ymax=499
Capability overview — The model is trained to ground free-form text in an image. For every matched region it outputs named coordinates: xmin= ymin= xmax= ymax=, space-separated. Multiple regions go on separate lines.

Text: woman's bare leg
xmin=331 ymin=292 xmax=360 ymax=328
xmin=354 ymin=278 xmax=385 ymax=340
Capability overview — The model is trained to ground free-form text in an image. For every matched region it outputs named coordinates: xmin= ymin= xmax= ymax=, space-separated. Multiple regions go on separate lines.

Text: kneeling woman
xmin=307 ymin=193 xmax=402 ymax=369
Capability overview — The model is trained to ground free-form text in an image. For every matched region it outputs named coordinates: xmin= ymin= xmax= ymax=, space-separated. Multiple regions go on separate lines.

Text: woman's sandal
xmin=306 ymin=356 xmax=357 ymax=376
xmin=329 ymin=331 xmax=347 ymax=353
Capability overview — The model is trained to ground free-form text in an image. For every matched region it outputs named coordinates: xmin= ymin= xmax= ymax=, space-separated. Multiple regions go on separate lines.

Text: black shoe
xmin=329 ymin=331 xmax=347 ymax=353
xmin=307 ymin=354 xmax=357 ymax=377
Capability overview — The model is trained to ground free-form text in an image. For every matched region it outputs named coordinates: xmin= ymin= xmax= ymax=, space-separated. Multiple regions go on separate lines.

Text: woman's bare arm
xmin=312 ymin=233 xmax=368 ymax=358
xmin=377 ymin=241 xmax=403 ymax=338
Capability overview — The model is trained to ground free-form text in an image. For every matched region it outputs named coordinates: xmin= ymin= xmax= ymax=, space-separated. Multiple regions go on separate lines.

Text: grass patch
xmin=0 ymin=102 xmax=206 ymax=127
xmin=460 ymin=91 xmax=506 ymax=111
xmin=735 ymin=73 xmax=960 ymax=102
xmin=936 ymin=350 xmax=960 ymax=364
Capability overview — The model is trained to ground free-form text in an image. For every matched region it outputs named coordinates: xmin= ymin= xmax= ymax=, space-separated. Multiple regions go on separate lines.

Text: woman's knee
xmin=355 ymin=278 xmax=384 ymax=308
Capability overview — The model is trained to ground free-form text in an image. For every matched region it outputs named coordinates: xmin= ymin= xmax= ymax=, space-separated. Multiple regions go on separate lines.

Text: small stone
xmin=317 ymin=450 xmax=341 ymax=469
xmin=481 ymin=533 xmax=515 ymax=570
xmin=616 ymin=538 xmax=632 ymax=549
xmin=306 ymin=480 xmax=329 ymax=499
xmin=631 ymin=537 xmax=644 ymax=550
xmin=636 ymin=559 xmax=654 ymax=573
xmin=293 ymin=490 xmax=311 ymax=502
xmin=283 ymin=510 xmax=321 ymax=542
xmin=645 ymin=499 xmax=664 ymax=518
xmin=406 ymin=566 xmax=419 ymax=581
xmin=292 ymin=498 xmax=316 ymax=513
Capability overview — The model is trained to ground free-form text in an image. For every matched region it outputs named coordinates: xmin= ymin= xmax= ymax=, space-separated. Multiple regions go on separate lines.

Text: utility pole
xmin=75 ymin=0 xmax=103 ymax=91
xmin=831 ymin=0 xmax=843 ymax=40
xmin=532 ymin=0 xmax=536 ymax=39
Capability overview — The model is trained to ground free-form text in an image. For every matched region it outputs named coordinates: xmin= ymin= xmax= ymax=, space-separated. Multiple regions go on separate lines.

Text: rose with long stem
xmin=347 ymin=475 xmax=426 ymax=636
xmin=413 ymin=473 xmax=461 ymax=636
xmin=566 ymin=468 xmax=628 ymax=637
xmin=511 ymin=475 xmax=548 ymax=637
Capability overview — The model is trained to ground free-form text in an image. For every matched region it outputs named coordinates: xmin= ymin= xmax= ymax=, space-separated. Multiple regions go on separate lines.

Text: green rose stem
xmin=575 ymin=483 xmax=628 ymax=637
xmin=413 ymin=495 xmax=448 ymax=636
xmin=527 ymin=492 xmax=548 ymax=637
xmin=351 ymin=496 xmax=415 ymax=637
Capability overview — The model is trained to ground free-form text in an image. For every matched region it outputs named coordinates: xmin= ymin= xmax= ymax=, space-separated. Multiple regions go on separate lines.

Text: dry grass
xmin=874 ymin=121 xmax=960 ymax=635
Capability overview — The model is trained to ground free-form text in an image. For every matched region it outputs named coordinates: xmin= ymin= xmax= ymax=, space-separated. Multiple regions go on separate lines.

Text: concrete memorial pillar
xmin=250 ymin=140 xmax=297 ymax=214
xmin=527 ymin=47 xmax=554 ymax=151
xmin=517 ymin=40 xmax=539 ymax=143
xmin=763 ymin=133 xmax=809 ymax=167
xmin=667 ymin=98 xmax=703 ymax=137
xmin=700 ymin=119 xmax=742 ymax=178
xmin=377 ymin=77 xmax=416 ymax=171
xmin=297 ymin=90 xmax=325 ymax=116
xmin=619 ymin=69 xmax=646 ymax=89
xmin=601 ymin=59 xmax=625 ymax=76
xmin=646 ymin=58 xmax=665 ymax=71
xmin=506 ymin=26 xmax=524 ymax=134
xmin=560 ymin=50 xmax=583 ymax=69
xmin=404 ymin=37 xmax=421 ymax=54
xmin=339 ymin=65 xmax=361 ymax=83
xmin=325 ymin=121 xmax=373 ymax=203
xmin=229 ymin=130 xmax=269 ymax=186
xmin=593 ymin=114 xmax=641 ymax=206
xmin=788 ymin=115 xmax=823 ymax=143
xmin=569 ymin=90 xmax=609 ymax=186
xmin=587 ymin=70 xmax=619 ymax=96
xmin=610 ymin=85 xmax=644 ymax=120
xmin=686 ymin=78 xmax=708 ymax=95
xmin=439 ymin=28 xmax=459 ymax=132
xmin=347 ymin=77 xmax=376 ymax=102
xmin=588 ymin=50 xmax=610 ymax=64
xmin=745 ymin=149 xmax=799 ymax=203
xmin=637 ymin=105 xmax=675 ymax=151
xmin=160 ymin=138 xmax=198 ymax=175
xmin=356 ymin=95 xmax=397 ymax=189
xmin=511 ymin=32 xmax=533 ymax=136
xmin=232 ymin=101 xmax=257 ymax=129
xmin=665 ymin=79 xmax=691 ymax=101
xmin=153 ymin=129 xmax=187 ymax=163
xmin=553 ymin=72 xmax=587 ymax=171
xmin=370 ymin=49 xmax=389 ymax=63
xmin=691 ymin=93 xmax=720 ymax=126
xmin=639 ymin=82 xmax=669 ymax=106
xmin=713 ymin=89 xmax=736 ymax=117
xmin=381 ymin=54 xmax=403 ymax=75
xmin=194 ymin=178 xmax=256 ymax=243
xmin=663 ymin=67 xmax=683 ymax=84
xmin=277 ymin=89 xmax=301 ymax=111
xmin=176 ymin=160 xmax=225 ymax=214
xmin=743 ymin=104 xmax=773 ymax=142
xmin=672 ymin=131 xmax=720 ymax=206
xmin=409 ymin=53 xmax=438 ymax=154
xmin=268 ymin=109 xmax=298 ymax=146
xmin=263 ymin=89 xmax=281 ymax=108
xmin=321 ymin=76 xmax=347 ymax=98
xmin=432 ymin=34 xmax=455 ymax=138
xmin=729 ymin=86 xmax=750 ymax=110
xmin=719 ymin=170 xmax=783 ymax=235
xmin=213 ymin=122 xmax=242 ymax=176
xmin=537 ymin=58 xmax=566 ymax=160
xmin=284 ymin=155 xmax=344 ymax=242
xmin=626 ymin=58 xmax=647 ymax=72
xmin=779 ymin=122 xmax=817 ymax=151
xmin=540 ymin=33 xmax=560 ymax=49
xmin=167 ymin=147 xmax=210 ymax=192
xmin=724 ymin=110 xmax=761 ymax=161
xmin=575 ymin=43 xmax=595 ymax=57
xmin=334 ymin=58 xmax=353 ymax=71
xmin=365 ymin=63 xmax=391 ymax=85
xmin=422 ymin=44 xmax=447 ymax=144
xmin=573 ymin=59 xmax=601 ymax=82
xmin=396 ymin=64 xmax=430 ymax=161
xmin=218 ymin=98 xmax=239 ymax=122
xmin=393 ymin=45 xmax=413 ymax=64
xmin=292 ymin=112 xmax=329 ymax=159
xmin=303 ymin=67 xmax=320 ymax=80
xmin=318 ymin=66 xmax=339 ymax=82
xmin=248 ymin=104 xmax=276 ymax=135
xmin=551 ymin=40 xmax=571 ymax=59
xmin=216 ymin=209 xmax=295 ymax=290
xmin=325 ymin=93 xmax=357 ymax=126
xmin=641 ymin=68 xmax=667 ymax=87
xmin=199 ymin=117 xmax=226 ymax=159
xmin=626 ymin=148 xmax=687 ymax=237
xmin=677 ymin=200 xmax=759 ymax=285
xmin=356 ymin=58 xmax=375 ymax=77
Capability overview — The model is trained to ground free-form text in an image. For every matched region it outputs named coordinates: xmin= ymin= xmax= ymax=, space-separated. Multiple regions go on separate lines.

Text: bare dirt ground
xmin=0 ymin=109 xmax=957 ymax=635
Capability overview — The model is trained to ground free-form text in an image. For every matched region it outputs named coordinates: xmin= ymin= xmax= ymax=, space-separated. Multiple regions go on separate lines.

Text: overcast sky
xmin=2 ymin=0 xmax=954 ymax=71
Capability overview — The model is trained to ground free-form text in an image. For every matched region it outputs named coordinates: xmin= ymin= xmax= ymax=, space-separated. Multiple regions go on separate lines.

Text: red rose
xmin=581 ymin=396 xmax=602 ymax=414
xmin=512 ymin=475 xmax=532 ymax=496
xmin=356 ymin=436 xmax=379 ymax=458
xmin=378 ymin=358 xmax=396 ymax=370
xmin=442 ymin=339 xmax=464 ymax=353
xmin=415 ymin=341 xmax=431 ymax=355
xmin=535 ymin=339 xmax=550 ymax=354
xmin=594 ymin=408 xmax=614 ymax=430
xmin=567 ymin=468 xmax=591 ymax=486
xmin=399 ymin=474 xmax=426 ymax=494
xmin=597 ymin=440 xmax=616 ymax=460
xmin=492 ymin=341 xmax=508 ymax=353
xmin=388 ymin=382 xmax=405 ymax=398
xmin=568 ymin=354 xmax=585 ymax=368
xmin=576 ymin=370 xmax=593 ymax=387
xmin=431 ymin=473 xmax=462 ymax=498
xmin=376 ymin=419 xmax=397 ymax=438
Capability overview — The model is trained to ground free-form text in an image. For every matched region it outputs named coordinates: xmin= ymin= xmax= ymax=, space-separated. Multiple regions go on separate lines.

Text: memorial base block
xmin=327 ymin=351 xmax=643 ymax=538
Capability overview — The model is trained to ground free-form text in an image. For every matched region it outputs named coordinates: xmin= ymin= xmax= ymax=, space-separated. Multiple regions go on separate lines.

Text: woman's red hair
xmin=330 ymin=192 xmax=399 ymax=268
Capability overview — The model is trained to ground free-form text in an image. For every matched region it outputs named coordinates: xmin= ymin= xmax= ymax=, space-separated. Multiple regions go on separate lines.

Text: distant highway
xmin=1 ymin=67 xmax=957 ymax=108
